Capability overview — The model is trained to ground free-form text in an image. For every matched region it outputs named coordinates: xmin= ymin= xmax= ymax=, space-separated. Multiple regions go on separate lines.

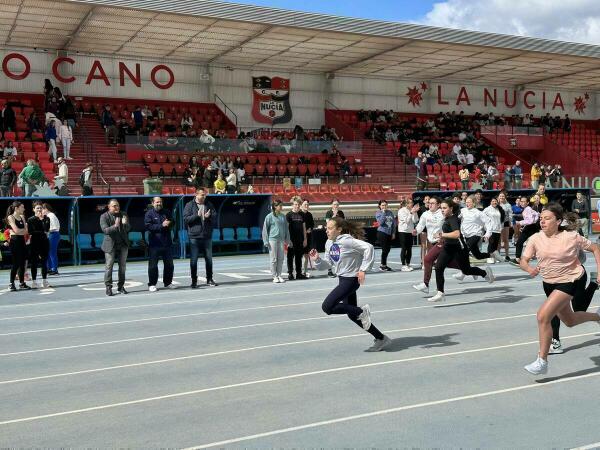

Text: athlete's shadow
xmin=536 ymin=355 xmax=600 ymax=383
xmin=435 ymin=294 xmax=527 ymax=308
xmin=382 ymin=333 xmax=460 ymax=352
xmin=562 ymin=337 xmax=600 ymax=354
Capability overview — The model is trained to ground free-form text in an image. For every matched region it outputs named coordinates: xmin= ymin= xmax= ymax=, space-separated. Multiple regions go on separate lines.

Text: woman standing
xmin=58 ymin=121 xmax=73 ymax=160
xmin=300 ymin=199 xmax=314 ymax=277
xmin=397 ymin=198 xmax=419 ymax=271
xmin=483 ymin=197 xmax=504 ymax=264
xmin=498 ymin=191 xmax=513 ymax=262
xmin=262 ymin=199 xmax=290 ymax=283
xmin=45 ymin=120 xmax=58 ymax=161
xmin=43 ymin=203 xmax=61 ymax=275
xmin=428 ymin=199 xmax=493 ymax=302
xmin=310 ymin=217 xmax=391 ymax=352
xmin=519 ymin=204 xmax=600 ymax=375
xmin=375 ymin=199 xmax=395 ymax=271
xmin=6 ymin=201 xmax=30 ymax=291
xmin=27 ymin=201 xmax=51 ymax=288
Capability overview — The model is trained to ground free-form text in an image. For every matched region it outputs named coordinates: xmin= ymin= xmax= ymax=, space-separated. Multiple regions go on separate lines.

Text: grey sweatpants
xmin=269 ymin=240 xmax=285 ymax=277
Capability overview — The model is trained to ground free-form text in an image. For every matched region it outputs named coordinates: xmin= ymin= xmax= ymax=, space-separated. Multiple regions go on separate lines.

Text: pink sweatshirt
xmin=523 ymin=230 xmax=593 ymax=283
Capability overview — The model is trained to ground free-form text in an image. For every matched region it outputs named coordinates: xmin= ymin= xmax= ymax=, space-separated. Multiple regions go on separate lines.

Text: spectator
xmin=131 ymin=106 xmax=144 ymax=141
xmin=144 ymin=196 xmax=175 ymax=292
xmin=181 ymin=114 xmax=193 ymax=135
xmin=163 ymin=119 xmax=177 ymax=134
xmin=45 ymin=120 xmax=58 ymax=161
xmin=55 ymin=157 xmax=69 ymax=195
xmin=513 ymin=160 xmax=523 ymax=189
xmin=199 ymin=129 xmax=215 ymax=150
xmin=117 ymin=118 xmax=130 ymax=144
xmin=530 ymin=163 xmax=541 ymax=189
xmin=81 ymin=162 xmax=94 ymax=196
xmin=563 ymin=114 xmax=572 ymax=132
xmin=27 ymin=112 xmax=41 ymax=138
xmin=503 ymin=165 xmax=513 ymax=190
xmin=550 ymin=164 xmax=562 ymax=188
xmin=0 ymin=159 xmax=16 ymax=197
xmin=57 ymin=122 xmax=73 ymax=160
xmin=571 ymin=191 xmax=589 ymax=237
xmin=531 ymin=184 xmax=548 ymax=205
xmin=142 ymin=105 xmax=152 ymax=119
xmin=43 ymin=203 xmax=61 ymax=275
xmin=18 ymin=160 xmax=45 ymax=197
xmin=538 ymin=164 xmax=547 ymax=187
xmin=202 ymin=165 xmax=213 ymax=188
xmin=1 ymin=104 xmax=16 ymax=132
xmin=459 ymin=167 xmax=470 ymax=190
xmin=99 ymin=199 xmax=131 ymax=296
xmin=213 ymin=172 xmax=226 ymax=194
xmin=3 ymin=140 xmax=17 ymax=160
xmin=225 ymin=168 xmax=237 ymax=194
xmin=101 ymin=105 xmax=118 ymax=145
xmin=63 ymin=97 xmax=77 ymax=129
xmin=487 ymin=164 xmax=499 ymax=188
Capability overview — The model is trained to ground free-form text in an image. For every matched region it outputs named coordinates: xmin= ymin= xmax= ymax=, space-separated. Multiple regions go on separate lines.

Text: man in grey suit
xmin=100 ymin=199 xmax=130 ymax=296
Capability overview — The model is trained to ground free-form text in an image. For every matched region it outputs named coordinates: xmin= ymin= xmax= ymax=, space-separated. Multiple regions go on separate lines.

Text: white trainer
xmin=31 ymin=280 xmax=39 ymax=289
xmin=453 ymin=272 xmax=465 ymax=281
xmin=485 ymin=266 xmax=495 ymax=283
xmin=549 ymin=339 xmax=564 ymax=354
xmin=401 ymin=265 xmax=412 ymax=272
xmin=524 ymin=356 xmax=548 ymax=375
xmin=412 ymin=282 xmax=429 ymax=294
xmin=149 ymin=285 xmax=158 ymax=292
xmin=273 ymin=277 xmax=280 ymax=283
xmin=427 ymin=291 xmax=445 ymax=302
xmin=492 ymin=251 xmax=503 ymax=262
xmin=486 ymin=257 xmax=495 ymax=264
xmin=42 ymin=279 xmax=50 ymax=288
xmin=277 ymin=276 xmax=285 ymax=283
xmin=365 ymin=335 xmax=392 ymax=352
xmin=358 ymin=304 xmax=372 ymax=330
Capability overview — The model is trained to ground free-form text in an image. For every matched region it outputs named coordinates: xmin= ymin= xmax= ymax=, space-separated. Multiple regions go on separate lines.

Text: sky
xmin=217 ymin=0 xmax=600 ymax=45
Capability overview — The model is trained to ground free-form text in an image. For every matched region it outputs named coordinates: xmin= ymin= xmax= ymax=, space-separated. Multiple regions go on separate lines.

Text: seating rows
xmin=142 ymin=152 xmax=357 ymax=166
xmin=0 ymin=132 xmax=44 ymax=143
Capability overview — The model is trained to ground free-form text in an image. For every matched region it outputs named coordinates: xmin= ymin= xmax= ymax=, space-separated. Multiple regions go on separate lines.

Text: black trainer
xmin=9 ymin=283 xmax=16 ymax=292
xmin=327 ymin=270 xmax=336 ymax=278
xmin=19 ymin=283 xmax=31 ymax=290
xmin=190 ymin=281 xmax=199 ymax=289
xmin=288 ymin=273 xmax=295 ymax=281
xmin=296 ymin=273 xmax=307 ymax=280
xmin=118 ymin=287 xmax=129 ymax=295
xmin=206 ymin=279 xmax=218 ymax=287
xmin=106 ymin=286 xmax=114 ymax=296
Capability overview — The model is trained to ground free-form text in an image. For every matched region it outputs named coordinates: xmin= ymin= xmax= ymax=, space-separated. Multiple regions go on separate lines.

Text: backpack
xmin=79 ymin=171 xmax=85 ymax=187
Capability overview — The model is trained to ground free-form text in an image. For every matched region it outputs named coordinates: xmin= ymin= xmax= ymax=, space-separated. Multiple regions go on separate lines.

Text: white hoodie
xmin=460 ymin=207 xmax=493 ymax=239
xmin=315 ymin=234 xmax=375 ymax=277
xmin=483 ymin=206 xmax=502 ymax=234
xmin=415 ymin=209 xmax=444 ymax=244
xmin=397 ymin=207 xmax=419 ymax=233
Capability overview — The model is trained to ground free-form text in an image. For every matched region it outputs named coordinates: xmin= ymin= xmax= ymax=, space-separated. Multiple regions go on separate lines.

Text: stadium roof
xmin=3 ymin=0 xmax=600 ymax=89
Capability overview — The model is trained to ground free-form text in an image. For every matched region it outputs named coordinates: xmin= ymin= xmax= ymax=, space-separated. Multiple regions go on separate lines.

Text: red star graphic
xmin=420 ymin=82 xmax=428 ymax=91
xmin=574 ymin=96 xmax=587 ymax=114
xmin=406 ymin=86 xmax=423 ymax=107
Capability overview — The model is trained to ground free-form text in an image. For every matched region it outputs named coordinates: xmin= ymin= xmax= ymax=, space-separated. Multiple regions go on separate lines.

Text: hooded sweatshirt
xmin=314 ymin=234 xmax=375 ymax=277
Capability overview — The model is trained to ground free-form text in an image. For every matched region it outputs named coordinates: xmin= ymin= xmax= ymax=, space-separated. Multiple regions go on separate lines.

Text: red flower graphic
xmin=406 ymin=86 xmax=423 ymax=107
xmin=574 ymin=96 xmax=587 ymax=114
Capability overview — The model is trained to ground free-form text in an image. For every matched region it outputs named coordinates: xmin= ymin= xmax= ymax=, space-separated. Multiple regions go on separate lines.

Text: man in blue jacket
xmin=145 ymin=197 xmax=175 ymax=292
xmin=183 ymin=187 xmax=218 ymax=288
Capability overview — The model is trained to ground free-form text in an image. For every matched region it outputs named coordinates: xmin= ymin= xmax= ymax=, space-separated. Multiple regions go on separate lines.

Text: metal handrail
xmin=325 ymin=100 xmax=339 ymax=110
xmin=214 ymin=93 xmax=238 ymax=127
xmin=96 ymin=158 xmax=111 ymax=195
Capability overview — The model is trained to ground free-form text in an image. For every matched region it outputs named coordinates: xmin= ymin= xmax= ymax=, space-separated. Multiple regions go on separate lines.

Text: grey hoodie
xmin=315 ymin=234 xmax=375 ymax=277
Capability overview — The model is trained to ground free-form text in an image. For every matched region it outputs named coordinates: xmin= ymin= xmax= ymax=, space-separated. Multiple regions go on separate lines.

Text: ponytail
xmin=327 ymin=217 xmax=365 ymax=240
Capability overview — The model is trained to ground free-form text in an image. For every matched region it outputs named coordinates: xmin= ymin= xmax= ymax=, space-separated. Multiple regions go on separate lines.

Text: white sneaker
xmin=357 ymin=304 xmax=372 ymax=330
xmin=549 ymin=339 xmax=564 ymax=354
xmin=412 ymin=282 xmax=429 ymax=294
xmin=453 ymin=272 xmax=465 ymax=281
xmin=524 ymin=356 xmax=548 ymax=375
xmin=485 ymin=266 xmax=495 ymax=283
xmin=492 ymin=251 xmax=503 ymax=262
xmin=486 ymin=257 xmax=495 ymax=264
xmin=31 ymin=280 xmax=38 ymax=289
xmin=273 ymin=277 xmax=280 ymax=283
xmin=42 ymin=279 xmax=50 ymax=288
xmin=405 ymin=265 xmax=414 ymax=271
xmin=149 ymin=285 xmax=158 ymax=292
xmin=400 ymin=265 xmax=412 ymax=272
xmin=303 ymin=272 xmax=311 ymax=278
xmin=277 ymin=276 xmax=285 ymax=283
xmin=164 ymin=284 xmax=175 ymax=289
xmin=365 ymin=335 xmax=392 ymax=352
xmin=427 ymin=291 xmax=445 ymax=302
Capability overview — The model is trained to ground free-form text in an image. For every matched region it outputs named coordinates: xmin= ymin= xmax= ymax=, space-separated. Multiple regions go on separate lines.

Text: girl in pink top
xmin=519 ymin=203 xmax=600 ymax=375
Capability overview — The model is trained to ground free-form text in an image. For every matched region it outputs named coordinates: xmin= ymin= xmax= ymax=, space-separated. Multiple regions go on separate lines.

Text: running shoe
xmin=8 ymin=283 xmax=16 ymax=292
xmin=453 ymin=272 xmax=465 ymax=281
xmin=42 ymin=280 xmax=51 ymax=289
xmin=401 ymin=265 xmax=413 ymax=272
xmin=149 ymin=285 xmax=158 ymax=292
xmin=19 ymin=283 xmax=31 ymax=290
xmin=277 ymin=276 xmax=286 ymax=283
xmin=327 ymin=270 xmax=336 ymax=278
xmin=504 ymin=256 xmax=511 ymax=262
xmin=412 ymin=282 xmax=429 ymax=294
xmin=272 ymin=277 xmax=280 ymax=283
xmin=492 ymin=251 xmax=503 ymax=262
xmin=288 ymin=273 xmax=295 ymax=281
xmin=549 ymin=339 xmax=563 ymax=354
xmin=486 ymin=257 xmax=495 ymax=264
xmin=365 ymin=335 xmax=392 ymax=352
xmin=31 ymin=280 xmax=39 ymax=289
xmin=524 ymin=356 xmax=548 ymax=375
xmin=296 ymin=273 xmax=308 ymax=280
xmin=427 ymin=291 xmax=445 ymax=302
xmin=485 ymin=266 xmax=495 ymax=283
xmin=509 ymin=258 xmax=520 ymax=266
xmin=358 ymin=304 xmax=372 ymax=330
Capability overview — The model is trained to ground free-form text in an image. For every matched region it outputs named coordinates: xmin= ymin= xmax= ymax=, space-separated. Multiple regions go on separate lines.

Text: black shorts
xmin=503 ymin=221 xmax=510 ymax=227
xmin=542 ymin=271 xmax=587 ymax=297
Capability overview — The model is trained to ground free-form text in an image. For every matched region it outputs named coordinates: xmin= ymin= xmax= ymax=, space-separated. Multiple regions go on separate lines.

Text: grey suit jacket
xmin=99 ymin=211 xmax=131 ymax=253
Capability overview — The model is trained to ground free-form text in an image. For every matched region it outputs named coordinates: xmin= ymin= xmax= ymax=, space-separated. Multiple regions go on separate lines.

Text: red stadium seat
xmin=276 ymin=164 xmax=287 ymax=176
xmin=143 ymin=153 xmax=155 ymax=164
xmin=297 ymin=164 xmax=307 ymax=176
xmin=156 ymin=154 xmax=167 ymax=163
xmin=244 ymin=163 xmax=255 ymax=175
xmin=167 ymin=154 xmax=179 ymax=163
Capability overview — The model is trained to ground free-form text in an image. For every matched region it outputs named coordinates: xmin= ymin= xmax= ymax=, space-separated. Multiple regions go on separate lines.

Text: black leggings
xmin=465 ymin=235 xmax=490 ymax=260
xmin=322 ymin=276 xmax=384 ymax=340
xmin=435 ymin=245 xmax=487 ymax=293
xmin=377 ymin=231 xmax=392 ymax=266
xmin=487 ymin=233 xmax=500 ymax=254
xmin=29 ymin=237 xmax=49 ymax=280
xmin=515 ymin=224 xmax=540 ymax=259
xmin=9 ymin=236 xmax=26 ymax=285
xmin=399 ymin=232 xmax=413 ymax=265
xmin=550 ymin=270 xmax=597 ymax=340
xmin=287 ymin=239 xmax=304 ymax=276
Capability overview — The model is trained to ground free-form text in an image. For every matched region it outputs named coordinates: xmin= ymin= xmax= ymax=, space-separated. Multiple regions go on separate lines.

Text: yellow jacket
xmin=530 ymin=166 xmax=541 ymax=181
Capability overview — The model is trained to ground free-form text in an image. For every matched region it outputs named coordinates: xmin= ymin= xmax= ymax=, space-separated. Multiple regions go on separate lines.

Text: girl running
xmin=427 ymin=199 xmax=493 ymax=302
xmin=498 ymin=191 xmax=513 ymax=262
xmin=459 ymin=195 xmax=494 ymax=261
xmin=519 ymin=203 xmax=600 ymax=375
xmin=310 ymin=217 xmax=391 ymax=352
xmin=27 ymin=201 xmax=51 ymax=289
xmin=412 ymin=196 xmax=445 ymax=294
xmin=397 ymin=198 xmax=419 ymax=271
xmin=375 ymin=199 xmax=395 ymax=271
xmin=418 ymin=195 xmax=430 ymax=269
xmin=483 ymin=197 xmax=504 ymax=264
xmin=6 ymin=201 xmax=30 ymax=291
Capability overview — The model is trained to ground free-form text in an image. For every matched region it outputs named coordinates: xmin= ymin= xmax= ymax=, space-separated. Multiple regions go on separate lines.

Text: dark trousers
xmin=487 ymin=233 xmax=501 ymax=254
xmin=82 ymin=186 xmax=94 ymax=196
xmin=322 ymin=276 xmax=384 ymax=340
xmin=377 ymin=231 xmax=392 ymax=266
xmin=399 ymin=232 xmax=413 ymax=265
xmin=551 ymin=270 xmax=596 ymax=340
xmin=435 ymin=246 xmax=487 ymax=293
xmin=9 ymin=236 xmax=26 ymax=285
xmin=515 ymin=224 xmax=540 ymax=259
xmin=287 ymin=239 xmax=303 ymax=276
xmin=104 ymin=246 xmax=128 ymax=288
xmin=190 ymin=238 xmax=213 ymax=282
xmin=148 ymin=245 xmax=174 ymax=287
xmin=30 ymin=238 xmax=49 ymax=280
xmin=47 ymin=231 xmax=60 ymax=272
xmin=465 ymin=235 xmax=490 ymax=260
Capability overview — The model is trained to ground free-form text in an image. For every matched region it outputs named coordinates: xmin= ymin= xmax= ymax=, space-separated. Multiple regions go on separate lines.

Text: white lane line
xmin=186 ymin=367 xmax=600 ymax=449
xmin=572 ymin=442 xmax=600 ymax=450
xmin=0 ymin=277 xmax=539 ymax=322
xmin=0 ymin=294 xmax=550 ymax=357
xmin=0 ymin=308 xmax=551 ymax=385
xmin=1 ymin=330 xmax=599 ymax=427
xmin=0 ymin=281 xmax=541 ymax=337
